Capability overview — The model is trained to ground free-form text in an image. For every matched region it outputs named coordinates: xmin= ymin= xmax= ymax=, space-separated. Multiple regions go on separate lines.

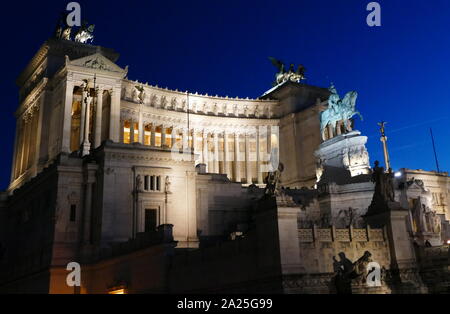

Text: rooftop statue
xmin=54 ymin=12 xmax=72 ymax=40
xmin=135 ymin=85 xmax=146 ymax=104
xmin=74 ymin=21 xmax=95 ymax=44
xmin=320 ymin=83 xmax=363 ymax=141
xmin=53 ymin=14 xmax=95 ymax=44
xmin=269 ymin=57 xmax=306 ymax=86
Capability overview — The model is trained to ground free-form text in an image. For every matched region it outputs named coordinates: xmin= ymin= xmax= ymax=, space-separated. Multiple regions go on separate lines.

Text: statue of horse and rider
xmin=320 ymin=84 xmax=363 ymax=141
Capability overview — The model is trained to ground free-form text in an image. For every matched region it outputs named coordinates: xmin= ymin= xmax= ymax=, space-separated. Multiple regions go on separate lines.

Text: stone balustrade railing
xmin=121 ymin=80 xmax=279 ymax=119
xmin=298 ymin=226 xmax=385 ymax=243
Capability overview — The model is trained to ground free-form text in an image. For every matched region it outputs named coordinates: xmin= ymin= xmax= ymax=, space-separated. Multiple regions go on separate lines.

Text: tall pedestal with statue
xmin=315 ymin=130 xmax=370 ymax=178
xmin=363 ymin=162 xmax=428 ymax=293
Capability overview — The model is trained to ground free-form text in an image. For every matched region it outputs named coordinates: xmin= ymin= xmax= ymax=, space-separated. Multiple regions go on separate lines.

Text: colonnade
xmin=120 ymin=119 xmax=278 ymax=184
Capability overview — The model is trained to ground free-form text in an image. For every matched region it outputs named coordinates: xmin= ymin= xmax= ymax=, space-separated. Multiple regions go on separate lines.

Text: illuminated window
xmin=123 ymin=121 xmax=131 ymax=144
xmin=155 ymin=126 xmax=162 ymax=147
xmin=145 ymin=175 xmax=162 ymax=192
xmin=175 ymin=131 xmax=182 ymax=148
xmin=70 ymin=101 xmax=82 ymax=152
xmin=188 ymin=131 xmax=193 ymax=149
xmin=165 ymin=128 xmax=172 ymax=147
xmin=144 ymin=125 xmax=151 ymax=146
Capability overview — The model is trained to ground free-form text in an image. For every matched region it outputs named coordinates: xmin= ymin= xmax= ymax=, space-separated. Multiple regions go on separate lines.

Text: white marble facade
xmin=8 ymin=43 xmax=282 ymax=248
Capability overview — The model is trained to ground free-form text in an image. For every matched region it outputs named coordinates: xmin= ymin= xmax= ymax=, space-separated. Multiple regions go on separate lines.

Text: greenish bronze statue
xmin=320 ymin=83 xmax=363 ymax=140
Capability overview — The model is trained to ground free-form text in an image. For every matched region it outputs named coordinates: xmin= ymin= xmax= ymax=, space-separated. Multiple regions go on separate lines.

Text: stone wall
xmin=297 ymin=226 xmax=390 ymax=274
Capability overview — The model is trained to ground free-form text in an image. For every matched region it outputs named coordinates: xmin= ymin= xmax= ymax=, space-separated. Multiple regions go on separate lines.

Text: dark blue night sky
xmin=1 ymin=0 xmax=449 ymax=189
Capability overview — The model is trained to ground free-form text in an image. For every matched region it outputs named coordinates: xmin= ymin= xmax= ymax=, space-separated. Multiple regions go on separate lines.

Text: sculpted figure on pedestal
xmin=320 ymin=83 xmax=363 ymax=141
xmin=367 ymin=161 xmax=397 ymax=216
xmin=264 ymin=163 xmax=284 ymax=196
xmin=332 ymin=251 xmax=373 ymax=294
xmin=371 ymin=161 xmax=395 ymax=204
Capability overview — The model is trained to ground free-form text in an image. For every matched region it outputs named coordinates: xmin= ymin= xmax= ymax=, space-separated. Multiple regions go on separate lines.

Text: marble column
xmin=10 ymin=117 xmax=20 ymax=181
xmin=202 ymin=131 xmax=208 ymax=172
xmin=245 ymin=133 xmax=251 ymax=184
xmin=145 ymin=176 xmax=151 ymax=191
xmin=61 ymin=80 xmax=75 ymax=153
xmin=79 ymin=95 xmax=86 ymax=147
xmin=21 ymin=117 xmax=31 ymax=173
xmin=138 ymin=105 xmax=144 ymax=144
xmin=109 ymin=87 xmax=121 ymax=143
xmin=81 ymin=93 xmax=93 ymax=156
xmin=257 ymin=127 xmax=263 ymax=184
xmin=213 ymin=132 xmax=219 ymax=173
xmin=182 ymin=128 xmax=189 ymax=151
xmin=150 ymin=124 xmax=156 ymax=146
xmin=172 ymin=127 xmax=177 ymax=149
xmin=234 ymin=133 xmax=241 ymax=182
xmin=267 ymin=126 xmax=273 ymax=172
xmin=94 ymin=88 xmax=104 ymax=148
xmin=119 ymin=120 xmax=124 ymax=143
xmin=224 ymin=131 xmax=230 ymax=178
xmin=161 ymin=126 xmax=167 ymax=147
xmin=191 ymin=129 xmax=196 ymax=153
xmin=130 ymin=120 xmax=135 ymax=143
xmin=18 ymin=121 xmax=26 ymax=176
xmin=28 ymin=109 xmax=39 ymax=170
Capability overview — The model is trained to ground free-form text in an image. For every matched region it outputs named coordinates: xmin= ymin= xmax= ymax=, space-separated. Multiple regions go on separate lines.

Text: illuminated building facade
xmin=0 ymin=34 xmax=449 ymax=294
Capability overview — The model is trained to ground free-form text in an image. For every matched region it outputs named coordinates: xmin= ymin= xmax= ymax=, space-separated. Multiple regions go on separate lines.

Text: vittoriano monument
xmin=315 ymin=83 xmax=370 ymax=180
xmin=3 ymin=13 xmax=449 ymax=294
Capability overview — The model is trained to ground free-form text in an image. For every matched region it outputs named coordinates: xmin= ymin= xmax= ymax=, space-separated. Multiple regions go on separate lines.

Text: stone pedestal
xmin=315 ymin=130 xmax=370 ymax=178
xmin=364 ymin=206 xmax=428 ymax=293
xmin=365 ymin=205 xmax=418 ymax=269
